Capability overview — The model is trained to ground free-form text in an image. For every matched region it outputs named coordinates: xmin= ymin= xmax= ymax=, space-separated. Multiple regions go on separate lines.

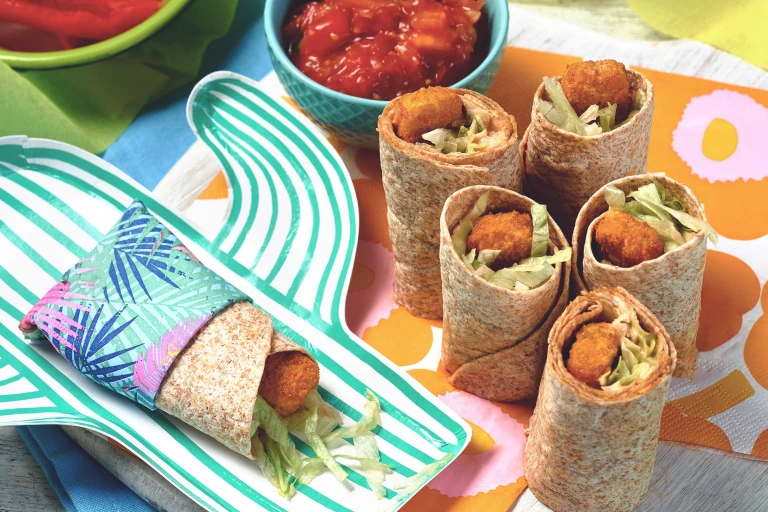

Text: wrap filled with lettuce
xmin=571 ymin=173 xmax=710 ymax=376
xmin=520 ymin=68 xmax=654 ymax=238
xmin=156 ymin=302 xmax=389 ymax=500
xmin=439 ymin=185 xmax=571 ymax=401
xmin=379 ymin=87 xmax=522 ymax=319
xmin=525 ymin=287 xmax=676 ymax=512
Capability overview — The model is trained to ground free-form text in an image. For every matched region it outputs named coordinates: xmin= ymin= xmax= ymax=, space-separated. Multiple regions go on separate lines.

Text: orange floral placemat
xmin=192 ymin=46 xmax=768 ymax=511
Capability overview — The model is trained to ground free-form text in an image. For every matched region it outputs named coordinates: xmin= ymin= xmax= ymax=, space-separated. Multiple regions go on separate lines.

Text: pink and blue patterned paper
xmin=19 ymin=201 xmax=247 ymax=409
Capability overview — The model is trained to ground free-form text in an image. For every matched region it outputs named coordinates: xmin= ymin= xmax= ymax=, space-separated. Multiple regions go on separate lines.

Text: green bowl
xmin=265 ymin=0 xmax=509 ymax=148
xmin=0 ymin=0 xmax=191 ymax=70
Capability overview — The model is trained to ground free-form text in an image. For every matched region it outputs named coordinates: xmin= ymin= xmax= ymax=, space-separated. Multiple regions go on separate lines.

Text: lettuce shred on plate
xmin=539 ymin=77 xmax=646 ymax=135
xmin=391 ymin=452 xmax=453 ymax=496
xmin=252 ymin=389 xmax=392 ymax=500
xmin=421 ymin=108 xmax=491 ymax=155
xmin=597 ymin=299 xmax=660 ymax=391
xmin=452 ymin=192 xmax=571 ymax=291
xmin=603 ymin=181 xmax=718 ymax=256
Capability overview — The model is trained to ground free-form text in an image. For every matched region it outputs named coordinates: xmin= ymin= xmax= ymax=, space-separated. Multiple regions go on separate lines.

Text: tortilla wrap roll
xmin=17 ymin=201 xmax=321 ymax=463
xmin=524 ymin=287 xmax=676 ymax=512
xmin=379 ymin=87 xmax=523 ymax=319
xmin=572 ymin=173 xmax=709 ymax=376
xmin=521 ymin=67 xmax=654 ymax=237
xmin=156 ymin=301 xmax=319 ymax=459
xmin=439 ymin=185 xmax=570 ymax=401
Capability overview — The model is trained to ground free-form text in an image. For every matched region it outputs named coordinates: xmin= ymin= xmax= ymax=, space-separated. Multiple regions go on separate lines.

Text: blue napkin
xmin=103 ymin=0 xmax=274 ymax=191
xmin=17 ymin=426 xmax=155 ymax=512
xmin=18 ymin=1 xmax=275 ymax=509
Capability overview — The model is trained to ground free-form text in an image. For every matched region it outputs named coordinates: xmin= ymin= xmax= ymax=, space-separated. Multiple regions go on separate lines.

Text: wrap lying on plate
xmin=17 ymin=201 xmax=394 ymax=501
xmin=439 ymin=185 xmax=570 ymax=401
xmin=379 ymin=86 xmax=522 ymax=319
xmin=155 ymin=301 xmax=319 ymax=458
xmin=521 ymin=60 xmax=654 ymax=237
xmin=524 ymin=287 xmax=676 ymax=512
xmin=571 ymin=173 xmax=715 ymax=376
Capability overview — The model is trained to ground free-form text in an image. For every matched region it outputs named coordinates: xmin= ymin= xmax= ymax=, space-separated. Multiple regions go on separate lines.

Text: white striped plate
xmin=0 ymin=71 xmax=471 ymax=512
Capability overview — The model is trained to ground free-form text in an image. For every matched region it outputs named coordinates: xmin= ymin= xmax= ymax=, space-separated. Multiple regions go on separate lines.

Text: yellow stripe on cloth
xmin=670 ymin=370 xmax=755 ymax=419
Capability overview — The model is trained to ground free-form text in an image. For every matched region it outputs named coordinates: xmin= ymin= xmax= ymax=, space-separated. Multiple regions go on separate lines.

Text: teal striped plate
xmin=0 ymin=71 xmax=471 ymax=511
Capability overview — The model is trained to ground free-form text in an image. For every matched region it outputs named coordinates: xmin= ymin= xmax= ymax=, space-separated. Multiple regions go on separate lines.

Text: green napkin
xmin=0 ymin=0 xmax=238 ymax=154
xmin=627 ymin=0 xmax=768 ymax=71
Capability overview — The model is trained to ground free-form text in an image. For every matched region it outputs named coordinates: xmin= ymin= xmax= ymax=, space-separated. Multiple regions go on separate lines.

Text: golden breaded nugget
xmin=567 ymin=322 xmax=621 ymax=388
xmin=391 ymin=87 xmax=465 ymax=143
xmin=466 ymin=211 xmax=533 ymax=269
xmin=259 ymin=351 xmax=320 ymax=417
xmin=595 ymin=210 xmax=663 ymax=268
xmin=561 ymin=59 xmax=632 ymax=120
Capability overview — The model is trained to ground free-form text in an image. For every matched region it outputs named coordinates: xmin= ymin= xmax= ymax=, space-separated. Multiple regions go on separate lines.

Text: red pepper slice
xmin=0 ymin=0 xmax=161 ymax=41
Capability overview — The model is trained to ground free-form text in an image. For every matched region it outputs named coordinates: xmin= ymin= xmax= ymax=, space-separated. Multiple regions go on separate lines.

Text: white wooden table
xmin=2 ymin=2 xmax=767 ymax=511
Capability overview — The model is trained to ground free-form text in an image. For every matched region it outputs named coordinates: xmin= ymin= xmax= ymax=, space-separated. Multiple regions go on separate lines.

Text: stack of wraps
xmin=18 ymin=202 xmax=319 ymax=460
xmin=379 ymin=88 xmax=522 ymax=319
xmin=521 ymin=69 xmax=654 ymax=236
xmin=525 ymin=287 xmax=676 ymax=512
xmin=439 ymin=186 xmax=570 ymax=401
xmin=572 ymin=174 xmax=708 ymax=376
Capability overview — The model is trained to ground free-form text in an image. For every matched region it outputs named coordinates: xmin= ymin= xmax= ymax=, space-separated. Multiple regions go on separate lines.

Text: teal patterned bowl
xmin=264 ymin=0 xmax=510 ymax=148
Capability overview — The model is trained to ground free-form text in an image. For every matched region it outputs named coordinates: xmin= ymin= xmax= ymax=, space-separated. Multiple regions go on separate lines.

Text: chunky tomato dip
xmin=281 ymin=0 xmax=488 ymax=100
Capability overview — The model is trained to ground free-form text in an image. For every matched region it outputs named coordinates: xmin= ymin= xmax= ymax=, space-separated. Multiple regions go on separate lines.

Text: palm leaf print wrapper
xmin=19 ymin=201 xmax=318 ymax=460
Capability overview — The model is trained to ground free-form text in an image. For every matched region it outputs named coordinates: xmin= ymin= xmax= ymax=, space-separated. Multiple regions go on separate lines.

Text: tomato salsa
xmin=281 ymin=0 xmax=489 ymax=101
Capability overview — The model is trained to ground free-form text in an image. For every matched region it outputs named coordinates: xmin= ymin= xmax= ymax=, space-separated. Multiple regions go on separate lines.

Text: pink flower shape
xmin=427 ymin=391 xmax=526 ymax=498
xmin=672 ymin=89 xmax=768 ymax=183
xmin=345 ymin=241 xmax=396 ymax=337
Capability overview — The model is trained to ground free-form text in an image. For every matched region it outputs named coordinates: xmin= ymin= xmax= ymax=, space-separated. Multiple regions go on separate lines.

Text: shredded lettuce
xmin=254 ymin=397 xmax=292 ymax=451
xmin=306 ymin=406 xmax=348 ymax=481
xmin=293 ymin=458 xmax=327 ymax=486
xmin=488 ymin=264 xmax=554 ymax=289
xmin=542 ymin=77 xmax=584 ymax=134
xmin=261 ymin=432 xmax=296 ymax=499
xmin=421 ymin=110 xmax=491 ymax=154
xmin=303 ymin=390 xmax=343 ymax=437
xmin=392 ymin=453 xmax=453 ymax=496
xmin=452 ymin=192 xmax=489 ymax=256
xmin=597 ymin=103 xmax=617 ymax=132
xmin=344 ymin=435 xmax=391 ymax=500
xmin=540 ymin=77 xmax=645 ymax=134
xmin=603 ymin=183 xmax=718 ymax=253
xmin=530 ymin=204 xmax=549 ymax=257
xmin=324 ymin=390 xmax=381 ymax=443
xmin=599 ymin=308 xmax=659 ymax=390
xmin=540 ymin=100 xmax=567 ymax=126
xmin=477 ymin=249 xmax=501 ymax=266
xmin=253 ymin=390 xmax=392 ymax=500
xmin=451 ymin=195 xmax=570 ymax=291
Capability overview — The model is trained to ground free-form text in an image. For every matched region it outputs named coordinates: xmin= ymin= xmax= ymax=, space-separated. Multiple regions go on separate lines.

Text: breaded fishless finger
xmin=566 ymin=322 xmax=621 ymax=388
xmin=259 ymin=351 xmax=320 ymax=417
xmin=391 ymin=87 xmax=465 ymax=143
xmin=594 ymin=210 xmax=663 ymax=268
xmin=561 ymin=59 xmax=632 ymax=120
xmin=466 ymin=211 xmax=533 ymax=269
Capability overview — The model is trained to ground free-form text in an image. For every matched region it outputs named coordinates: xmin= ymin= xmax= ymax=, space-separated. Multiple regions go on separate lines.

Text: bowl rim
xmin=264 ymin=0 xmax=510 ymax=108
xmin=0 ymin=0 xmax=192 ymax=70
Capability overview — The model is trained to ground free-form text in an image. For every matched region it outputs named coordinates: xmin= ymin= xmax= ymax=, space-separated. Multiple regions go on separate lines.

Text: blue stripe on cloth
xmin=16 ymin=426 xmax=155 ymax=512
xmin=103 ymin=0 xmax=273 ymax=191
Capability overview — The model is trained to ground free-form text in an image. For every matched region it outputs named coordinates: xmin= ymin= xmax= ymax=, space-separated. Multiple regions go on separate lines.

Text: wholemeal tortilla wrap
xmin=572 ymin=173 xmax=709 ymax=376
xmin=439 ymin=185 xmax=570 ymax=401
xmin=155 ymin=301 xmax=318 ymax=459
xmin=524 ymin=287 xmax=676 ymax=512
xmin=379 ymin=87 xmax=523 ymax=319
xmin=521 ymin=67 xmax=654 ymax=237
